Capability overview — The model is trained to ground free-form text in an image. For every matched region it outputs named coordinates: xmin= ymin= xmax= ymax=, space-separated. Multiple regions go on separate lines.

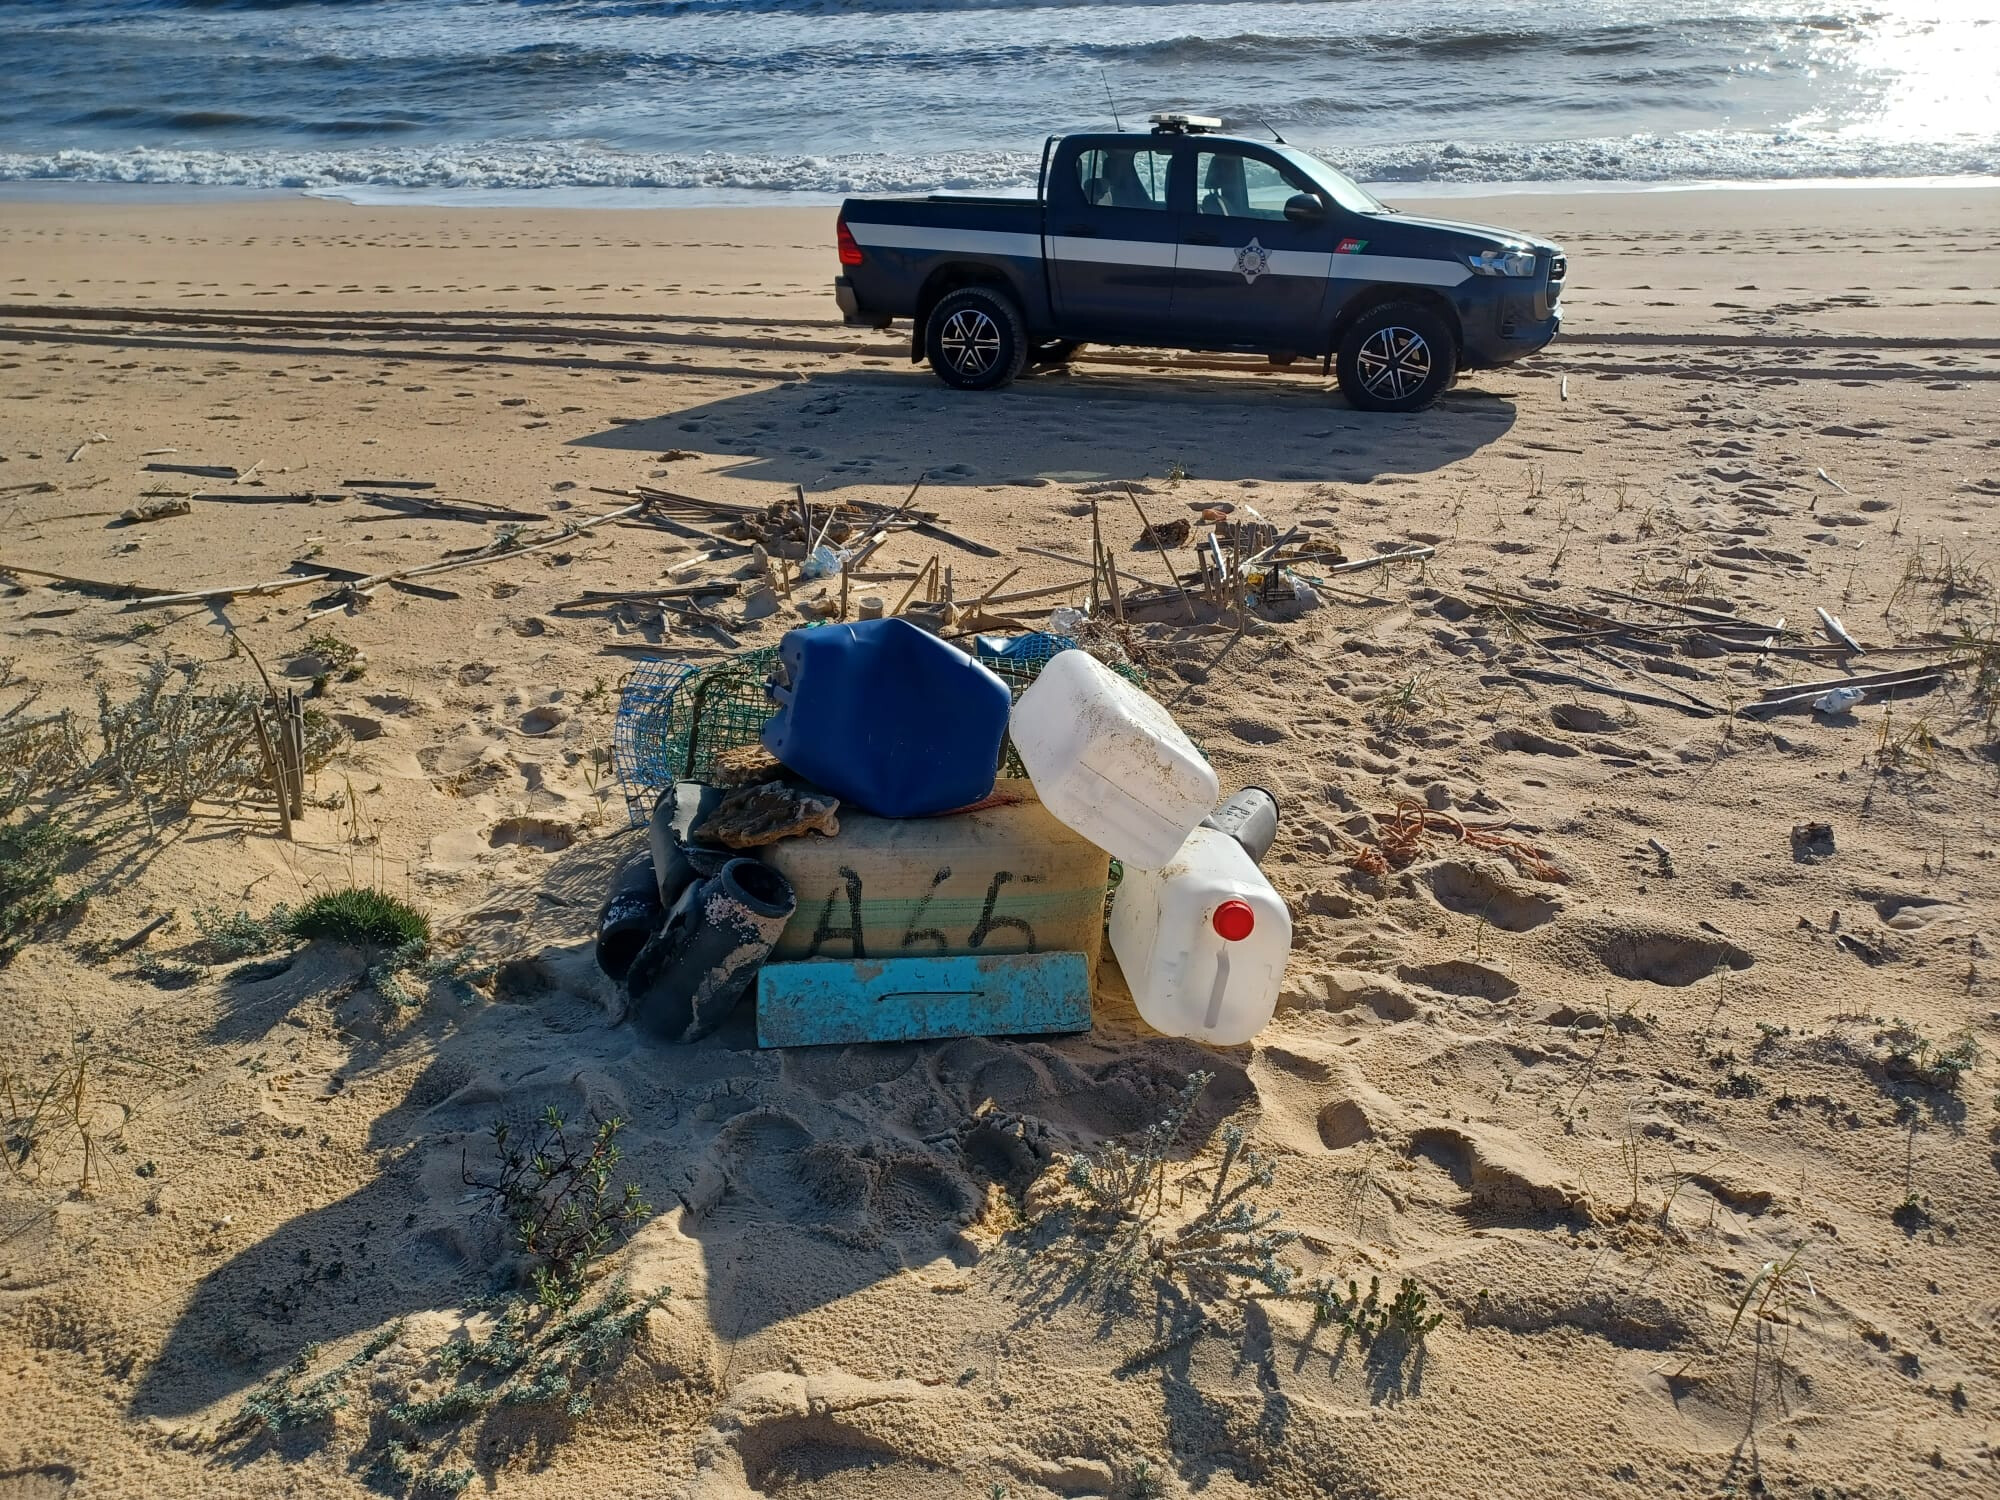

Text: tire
xmin=924 ymin=286 xmax=1028 ymax=391
xmin=1335 ymin=301 xmax=1457 ymax=413
xmin=1029 ymin=338 xmax=1083 ymax=370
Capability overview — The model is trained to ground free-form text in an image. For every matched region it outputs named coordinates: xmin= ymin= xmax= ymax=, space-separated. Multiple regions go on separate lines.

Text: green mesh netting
xmin=613 ymin=633 xmax=1152 ymax=825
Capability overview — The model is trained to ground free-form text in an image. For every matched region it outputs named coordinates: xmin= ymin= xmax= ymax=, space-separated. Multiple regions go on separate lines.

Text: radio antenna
xmin=1100 ymin=70 xmax=1123 ymax=132
xmin=1258 ymin=115 xmax=1288 ymax=145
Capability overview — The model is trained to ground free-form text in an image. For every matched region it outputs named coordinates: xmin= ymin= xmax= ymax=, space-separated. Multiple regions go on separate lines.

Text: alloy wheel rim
xmin=1355 ymin=326 xmax=1431 ymax=400
xmin=940 ymin=309 xmax=1001 ymax=375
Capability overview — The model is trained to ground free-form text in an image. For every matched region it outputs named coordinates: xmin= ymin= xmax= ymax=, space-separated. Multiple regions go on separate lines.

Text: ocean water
xmin=0 ymin=0 xmax=1994 ymax=203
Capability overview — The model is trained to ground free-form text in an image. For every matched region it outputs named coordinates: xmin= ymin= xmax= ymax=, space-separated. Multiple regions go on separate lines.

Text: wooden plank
xmin=756 ymin=952 xmax=1092 ymax=1048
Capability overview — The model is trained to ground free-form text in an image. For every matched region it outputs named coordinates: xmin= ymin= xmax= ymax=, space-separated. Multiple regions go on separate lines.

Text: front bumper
xmin=1458 ymin=259 xmax=1565 ymax=368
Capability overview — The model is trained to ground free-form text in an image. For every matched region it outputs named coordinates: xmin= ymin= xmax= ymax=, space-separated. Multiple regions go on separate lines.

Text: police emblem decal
xmin=1234 ymin=238 xmax=1270 ymax=284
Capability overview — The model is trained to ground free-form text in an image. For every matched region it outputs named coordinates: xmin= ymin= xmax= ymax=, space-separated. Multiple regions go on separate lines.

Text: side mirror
xmin=1283 ymin=193 xmax=1327 ymax=225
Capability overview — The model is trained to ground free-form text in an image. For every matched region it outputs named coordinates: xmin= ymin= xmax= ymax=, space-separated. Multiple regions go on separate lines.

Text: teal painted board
xmin=757 ymin=952 xmax=1092 ymax=1048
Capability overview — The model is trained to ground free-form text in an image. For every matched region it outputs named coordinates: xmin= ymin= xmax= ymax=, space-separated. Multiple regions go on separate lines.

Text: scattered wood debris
xmin=117 ymin=497 xmax=191 ymax=526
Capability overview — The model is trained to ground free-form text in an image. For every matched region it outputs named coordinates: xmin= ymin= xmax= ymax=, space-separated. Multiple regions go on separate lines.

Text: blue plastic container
xmin=762 ymin=617 xmax=1012 ymax=817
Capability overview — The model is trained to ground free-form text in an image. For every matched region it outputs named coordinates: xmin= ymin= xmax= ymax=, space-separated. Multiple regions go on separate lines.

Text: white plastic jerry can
xmin=1009 ymin=648 xmax=1218 ymax=869
xmin=1108 ymin=826 xmax=1292 ymax=1046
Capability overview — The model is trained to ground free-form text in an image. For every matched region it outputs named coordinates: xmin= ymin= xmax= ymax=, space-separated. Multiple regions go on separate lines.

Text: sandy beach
xmin=1 ymin=183 xmax=1997 ymax=1499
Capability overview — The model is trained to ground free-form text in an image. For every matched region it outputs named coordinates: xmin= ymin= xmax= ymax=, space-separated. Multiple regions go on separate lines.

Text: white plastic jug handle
xmin=1204 ymin=950 xmax=1231 ymax=1033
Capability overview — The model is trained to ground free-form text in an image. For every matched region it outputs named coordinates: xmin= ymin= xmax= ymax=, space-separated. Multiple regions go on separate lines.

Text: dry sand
xmin=0 ymin=185 xmax=1997 ymax=1499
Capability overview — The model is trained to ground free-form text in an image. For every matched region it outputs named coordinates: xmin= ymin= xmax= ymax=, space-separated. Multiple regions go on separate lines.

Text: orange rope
xmin=1345 ymin=798 xmax=1568 ymax=884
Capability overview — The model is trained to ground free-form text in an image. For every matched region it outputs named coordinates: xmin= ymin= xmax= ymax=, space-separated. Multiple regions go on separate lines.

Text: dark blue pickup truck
xmin=835 ymin=115 xmax=1565 ymax=412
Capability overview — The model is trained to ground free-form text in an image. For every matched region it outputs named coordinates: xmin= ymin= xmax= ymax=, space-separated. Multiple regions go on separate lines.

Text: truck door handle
xmin=1061 ymin=224 xmax=1098 ymax=237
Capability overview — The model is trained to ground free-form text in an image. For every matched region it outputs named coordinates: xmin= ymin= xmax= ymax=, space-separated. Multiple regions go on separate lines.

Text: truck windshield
xmin=1270 ymin=146 xmax=1387 ymax=215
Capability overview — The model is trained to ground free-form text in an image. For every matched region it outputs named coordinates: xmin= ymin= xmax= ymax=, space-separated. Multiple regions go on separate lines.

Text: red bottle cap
xmin=1212 ymin=899 xmax=1256 ymax=942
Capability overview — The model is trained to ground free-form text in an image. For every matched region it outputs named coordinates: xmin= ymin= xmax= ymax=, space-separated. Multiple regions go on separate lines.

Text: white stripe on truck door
xmin=844 ymin=223 xmax=1041 ymax=258
xmin=846 ymin=221 xmax=1471 ymax=287
xmin=1043 ymin=235 xmax=1178 ymax=268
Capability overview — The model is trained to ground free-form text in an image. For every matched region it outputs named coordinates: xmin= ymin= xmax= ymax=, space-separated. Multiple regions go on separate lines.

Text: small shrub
xmin=93 ymin=659 xmax=265 ymax=813
xmin=0 ymin=813 xmax=80 ymax=962
xmin=190 ymin=902 xmax=293 ymax=962
xmin=1878 ymin=1021 xmax=1979 ymax=1091
xmin=1304 ymin=1273 xmax=1445 ymax=1341
xmin=1036 ymin=1073 xmax=1448 ymax=1364
xmin=2 ymin=1034 xmax=106 ymax=1191
xmin=462 ymin=1109 xmax=650 ymax=1312
xmin=0 ymin=711 xmax=85 ymax=819
xmin=231 ymin=1322 xmax=404 ymax=1437
xmin=303 ymin=632 xmax=365 ymax=681
xmin=287 ymin=887 xmax=430 ymax=950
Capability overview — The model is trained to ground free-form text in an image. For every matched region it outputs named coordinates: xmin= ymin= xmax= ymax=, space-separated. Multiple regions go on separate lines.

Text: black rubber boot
xmin=595 ymin=850 xmax=663 ymax=982
xmin=1202 ymin=786 xmax=1280 ymax=863
xmin=648 ymin=780 xmax=731 ymax=908
xmin=626 ymin=857 xmax=797 ymax=1042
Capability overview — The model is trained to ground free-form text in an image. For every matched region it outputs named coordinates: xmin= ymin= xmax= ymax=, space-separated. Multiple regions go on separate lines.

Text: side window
xmin=1073 ymin=147 xmax=1173 ymax=211
xmin=1196 ymin=151 xmax=1310 ymax=220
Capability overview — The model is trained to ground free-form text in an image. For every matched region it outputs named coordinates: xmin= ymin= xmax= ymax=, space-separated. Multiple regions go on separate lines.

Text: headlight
xmin=1465 ymin=248 xmax=1537 ymax=278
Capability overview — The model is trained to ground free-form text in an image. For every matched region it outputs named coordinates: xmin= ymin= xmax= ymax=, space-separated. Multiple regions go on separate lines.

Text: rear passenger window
xmin=1074 ymin=147 xmax=1173 ymax=211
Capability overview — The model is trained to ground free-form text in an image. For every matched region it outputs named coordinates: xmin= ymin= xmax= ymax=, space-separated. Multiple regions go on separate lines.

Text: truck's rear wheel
xmin=925 ymin=287 xmax=1027 ymax=391
xmin=1335 ymin=302 xmax=1457 ymax=413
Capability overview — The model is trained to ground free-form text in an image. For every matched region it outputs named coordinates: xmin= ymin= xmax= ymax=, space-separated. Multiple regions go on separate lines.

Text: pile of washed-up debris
xmin=596 ymin=616 xmax=1290 ymax=1050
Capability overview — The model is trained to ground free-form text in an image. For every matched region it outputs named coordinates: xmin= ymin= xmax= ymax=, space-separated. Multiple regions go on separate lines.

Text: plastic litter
xmin=1108 ymin=825 xmax=1292 ymax=1046
xmin=799 ymin=543 xmax=849 ymax=580
xmin=626 ymin=857 xmax=797 ymax=1042
xmin=1813 ymin=685 xmax=1866 ymax=714
xmin=1047 ymin=606 xmax=1086 ymax=635
xmin=1010 ymin=648 xmax=1218 ymax=869
xmin=762 ymin=617 xmax=1012 ymax=818
xmin=1201 ymin=786 xmax=1280 ymax=864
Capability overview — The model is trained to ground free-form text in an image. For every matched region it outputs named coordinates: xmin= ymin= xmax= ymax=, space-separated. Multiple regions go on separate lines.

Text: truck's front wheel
xmin=924 ymin=287 xmax=1028 ymax=391
xmin=1335 ymin=301 xmax=1457 ymax=413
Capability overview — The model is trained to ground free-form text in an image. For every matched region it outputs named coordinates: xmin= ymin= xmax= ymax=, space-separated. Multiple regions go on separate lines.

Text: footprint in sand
xmin=485 ymin=816 xmax=577 ymax=852
xmin=1560 ymin=914 xmax=1752 ymax=987
xmin=1424 ymin=858 xmax=1565 ymax=932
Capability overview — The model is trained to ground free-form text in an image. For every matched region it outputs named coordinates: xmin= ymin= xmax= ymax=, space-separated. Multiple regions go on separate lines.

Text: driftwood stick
xmin=1582 ymin=585 xmax=1777 ymax=631
xmin=1509 ymin=666 xmax=1716 ymax=718
xmin=1570 ymin=642 xmax=1724 ymax=714
xmin=0 ymin=561 xmax=169 ymax=597
xmin=347 ymin=502 xmax=643 ymax=592
xmin=1743 ymin=674 xmax=1948 ymax=716
xmin=847 ymin=479 xmax=925 ymax=570
xmin=1321 ymin=544 xmax=1435 ymax=574
xmin=553 ymin=583 xmax=737 ymax=611
xmin=964 ymin=566 xmax=1024 ymax=621
xmin=194 ymin=491 xmax=346 ymax=505
xmin=912 ymin=517 xmax=1003 ymax=558
xmin=890 ymin=557 xmax=936 ymax=618
xmin=250 ymin=708 xmax=293 ymax=840
xmin=1756 ymin=659 xmax=1971 ymax=700
xmin=980 ymin=576 xmax=1091 ymax=608
xmin=1125 ymin=484 xmax=1198 ymax=622
xmin=285 ymin=692 xmax=306 ymax=819
xmin=631 ymin=485 xmax=761 ymax=518
xmin=131 ymin=573 xmax=332 ymax=609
